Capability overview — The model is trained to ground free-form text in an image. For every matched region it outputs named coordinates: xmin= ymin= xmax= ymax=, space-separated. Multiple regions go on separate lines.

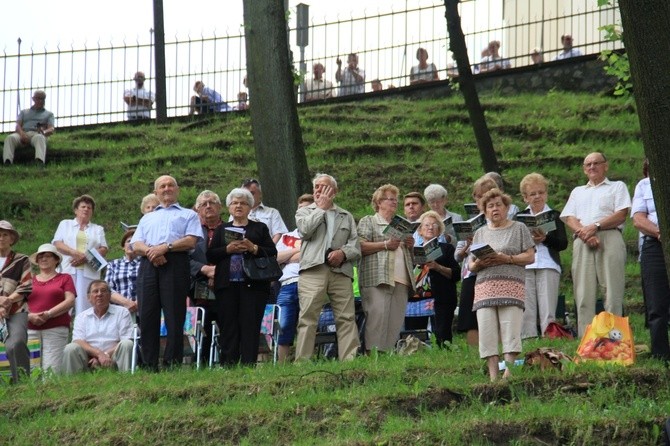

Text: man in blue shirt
xmin=130 ymin=175 xmax=202 ymax=370
xmin=189 ymin=81 xmax=231 ymax=114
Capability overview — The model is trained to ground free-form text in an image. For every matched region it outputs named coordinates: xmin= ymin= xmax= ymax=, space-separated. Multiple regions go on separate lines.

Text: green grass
xmin=1 ymin=91 xmax=661 ymax=445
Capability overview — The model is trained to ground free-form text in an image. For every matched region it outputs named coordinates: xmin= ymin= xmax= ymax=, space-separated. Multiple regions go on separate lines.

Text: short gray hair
xmin=312 ymin=173 xmax=338 ymax=190
xmin=423 ymin=184 xmax=448 ymax=202
xmin=196 ymin=190 xmax=221 ymax=208
xmin=226 ymin=188 xmax=254 ymax=208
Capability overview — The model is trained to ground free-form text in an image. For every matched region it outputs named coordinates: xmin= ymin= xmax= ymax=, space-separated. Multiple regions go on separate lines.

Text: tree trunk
xmin=617 ymin=0 xmax=670 ymax=268
xmin=242 ymin=0 xmax=312 ymax=229
xmin=443 ymin=0 xmax=499 ymax=174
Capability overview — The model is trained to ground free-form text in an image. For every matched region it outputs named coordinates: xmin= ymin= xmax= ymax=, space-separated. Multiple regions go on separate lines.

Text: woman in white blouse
xmin=53 ymin=194 xmax=108 ymax=316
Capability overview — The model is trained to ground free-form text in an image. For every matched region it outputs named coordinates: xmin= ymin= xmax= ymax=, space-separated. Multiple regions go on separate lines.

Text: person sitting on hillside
xmin=3 ymin=90 xmax=54 ymax=166
xmin=61 ymin=280 xmax=134 ymax=374
xmin=189 ymin=81 xmax=231 ymax=114
xmin=479 ymin=41 xmax=511 ymax=73
xmin=554 ymin=34 xmax=582 ymax=60
xmin=123 ymin=71 xmax=154 ymax=120
xmin=335 ymin=53 xmax=366 ymax=96
xmin=410 ymin=48 xmax=439 ymax=85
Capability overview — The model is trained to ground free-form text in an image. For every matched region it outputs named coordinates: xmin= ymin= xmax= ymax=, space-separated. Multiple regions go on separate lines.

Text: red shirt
xmin=27 ymin=273 xmax=75 ymax=330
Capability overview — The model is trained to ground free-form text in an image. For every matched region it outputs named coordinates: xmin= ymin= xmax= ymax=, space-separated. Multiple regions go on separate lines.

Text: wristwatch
xmin=167 ymin=243 xmax=173 ymax=252
xmin=594 ymin=222 xmax=601 ymax=231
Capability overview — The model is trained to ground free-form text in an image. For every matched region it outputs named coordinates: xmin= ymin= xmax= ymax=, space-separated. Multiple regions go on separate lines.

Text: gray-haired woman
xmin=207 ymin=188 xmax=277 ymax=366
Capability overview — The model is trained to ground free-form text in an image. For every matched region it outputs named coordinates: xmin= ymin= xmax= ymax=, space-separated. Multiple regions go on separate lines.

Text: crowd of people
xmin=1 ymin=150 xmax=665 ymax=384
xmin=2 ymin=35 xmax=584 ymax=166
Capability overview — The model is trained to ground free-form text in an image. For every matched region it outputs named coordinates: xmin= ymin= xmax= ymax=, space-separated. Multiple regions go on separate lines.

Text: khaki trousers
xmin=61 ymin=339 xmax=134 ymax=374
xmin=571 ymin=229 xmax=626 ymax=337
xmin=361 ymin=283 xmax=409 ymax=352
xmin=3 ymin=131 xmax=47 ymax=163
xmin=295 ymin=264 xmax=360 ymax=361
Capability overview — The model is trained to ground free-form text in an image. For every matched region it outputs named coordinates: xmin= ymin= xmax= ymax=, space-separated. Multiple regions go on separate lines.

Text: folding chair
xmin=209 ymin=321 xmax=219 ymax=368
xmin=401 ymin=298 xmax=434 ymax=344
xmin=0 ymin=338 xmax=41 ymax=379
xmin=314 ymin=299 xmax=366 ymax=358
xmin=260 ymin=304 xmax=281 ymax=364
xmin=131 ymin=306 xmax=206 ymax=373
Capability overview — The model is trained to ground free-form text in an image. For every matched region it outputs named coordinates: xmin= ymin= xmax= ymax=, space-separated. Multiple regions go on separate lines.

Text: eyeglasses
xmin=421 ymin=223 xmax=439 ymax=229
xmin=198 ymin=200 xmax=220 ymax=208
xmin=241 ymin=178 xmax=259 ymax=187
xmin=583 ymin=161 xmax=606 ymax=168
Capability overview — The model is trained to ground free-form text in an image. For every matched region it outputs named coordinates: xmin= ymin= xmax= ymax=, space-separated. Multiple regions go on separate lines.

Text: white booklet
xmin=85 ymin=248 xmax=108 ymax=272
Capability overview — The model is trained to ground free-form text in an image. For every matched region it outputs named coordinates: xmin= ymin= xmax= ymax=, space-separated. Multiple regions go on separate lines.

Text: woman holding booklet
xmin=358 ymin=184 xmax=415 ymax=353
xmin=52 ymin=194 xmax=108 ymax=316
xmin=207 ymin=188 xmax=277 ymax=366
xmin=516 ymin=173 xmax=568 ymax=339
xmin=413 ymin=211 xmax=461 ymax=345
xmin=468 ymin=189 xmax=534 ymax=381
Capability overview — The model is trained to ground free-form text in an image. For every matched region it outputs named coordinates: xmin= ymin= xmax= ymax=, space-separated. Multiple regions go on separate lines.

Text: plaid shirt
xmin=104 ymin=256 xmax=140 ymax=301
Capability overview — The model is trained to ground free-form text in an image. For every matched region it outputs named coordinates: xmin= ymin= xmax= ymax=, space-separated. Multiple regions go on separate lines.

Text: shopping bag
xmin=575 ymin=311 xmax=635 ymax=366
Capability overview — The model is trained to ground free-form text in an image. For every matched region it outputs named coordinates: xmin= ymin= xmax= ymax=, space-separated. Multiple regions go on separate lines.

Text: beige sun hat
xmin=29 ymin=243 xmax=63 ymax=266
xmin=0 ymin=220 xmax=20 ymax=246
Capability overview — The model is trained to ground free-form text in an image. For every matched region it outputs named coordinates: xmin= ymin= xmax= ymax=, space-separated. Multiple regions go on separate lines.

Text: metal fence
xmin=0 ymin=0 xmax=621 ymax=132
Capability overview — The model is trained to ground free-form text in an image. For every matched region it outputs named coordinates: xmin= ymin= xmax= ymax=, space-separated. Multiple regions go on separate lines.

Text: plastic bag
xmin=575 ymin=311 xmax=635 ymax=366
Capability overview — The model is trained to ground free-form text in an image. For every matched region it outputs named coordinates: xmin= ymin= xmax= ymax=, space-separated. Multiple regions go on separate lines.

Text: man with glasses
xmin=189 ymin=190 xmax=224 ymax=362
xmin=238 ymin=178 xmax=288 ymax=244
xmin=3 ymin=90 xmax=54 ymax=166
xmin=560 ymin=152 xmax=630 ymax=336
xmin=555 ymin=34 xmax=582 ymax=60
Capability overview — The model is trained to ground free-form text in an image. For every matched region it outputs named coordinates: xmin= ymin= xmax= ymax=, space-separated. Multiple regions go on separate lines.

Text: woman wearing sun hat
xmin=27 ymin=243 xmax=75 ymax=374
xmin=0 ymin=220 xmax=33 ymax=383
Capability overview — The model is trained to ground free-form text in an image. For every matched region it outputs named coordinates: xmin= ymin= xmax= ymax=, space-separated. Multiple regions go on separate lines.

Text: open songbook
xmin=382 ymin=215 xmax=420 ymax=239
xmin=452 ymin=213 xmax=486 ymax=241
xmin=469 ymin=243 xmax=496 ymax=259
xmin=514 ymin=209 xmax=559 ymax=233
xmin=413 ymin=237 xmax=442 ymax=264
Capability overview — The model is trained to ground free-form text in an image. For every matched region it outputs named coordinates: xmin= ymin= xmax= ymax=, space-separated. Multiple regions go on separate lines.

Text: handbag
xmin=242 ymin=247 xmax=283 ymax=282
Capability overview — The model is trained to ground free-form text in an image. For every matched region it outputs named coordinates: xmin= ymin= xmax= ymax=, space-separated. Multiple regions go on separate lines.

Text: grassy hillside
xmin=2 ymin=91 xmax=661 ymax=445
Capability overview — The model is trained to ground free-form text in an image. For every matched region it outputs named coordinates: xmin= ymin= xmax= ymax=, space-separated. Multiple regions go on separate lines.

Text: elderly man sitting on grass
xmin=61 ymin=280 xmax=134 ymax=374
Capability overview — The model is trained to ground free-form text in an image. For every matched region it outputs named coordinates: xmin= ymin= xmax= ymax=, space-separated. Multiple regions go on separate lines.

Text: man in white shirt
xmin=61 ymin=280 xmax=134 ymax=373
xmin=560 ymin=152 xmax=630 ymax=336
xmin=555 ymin=34 xmax=583 ymax=60
xmin=304 ymin=63 xmax=334 ymax=102
xmin=123 ymin=71 xmax=155 ymax=120
xmin=335 ymin=53 xmax=366 ymax=96
xmin=239 ymin=178 xmax=288 ymax=243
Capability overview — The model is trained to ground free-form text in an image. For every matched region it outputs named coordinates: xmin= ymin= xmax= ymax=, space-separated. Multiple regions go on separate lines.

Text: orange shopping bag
xmin=575 ymin=311 xmax=635 ymax=366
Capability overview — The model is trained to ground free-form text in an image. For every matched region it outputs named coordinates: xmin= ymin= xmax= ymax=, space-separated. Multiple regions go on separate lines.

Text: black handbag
xmin=242 ymin=248 xmax=282 ymax=282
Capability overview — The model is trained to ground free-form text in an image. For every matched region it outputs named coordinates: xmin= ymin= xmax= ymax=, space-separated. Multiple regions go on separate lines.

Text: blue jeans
xmin=277 ymin=282 xmax=299 ymax=346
